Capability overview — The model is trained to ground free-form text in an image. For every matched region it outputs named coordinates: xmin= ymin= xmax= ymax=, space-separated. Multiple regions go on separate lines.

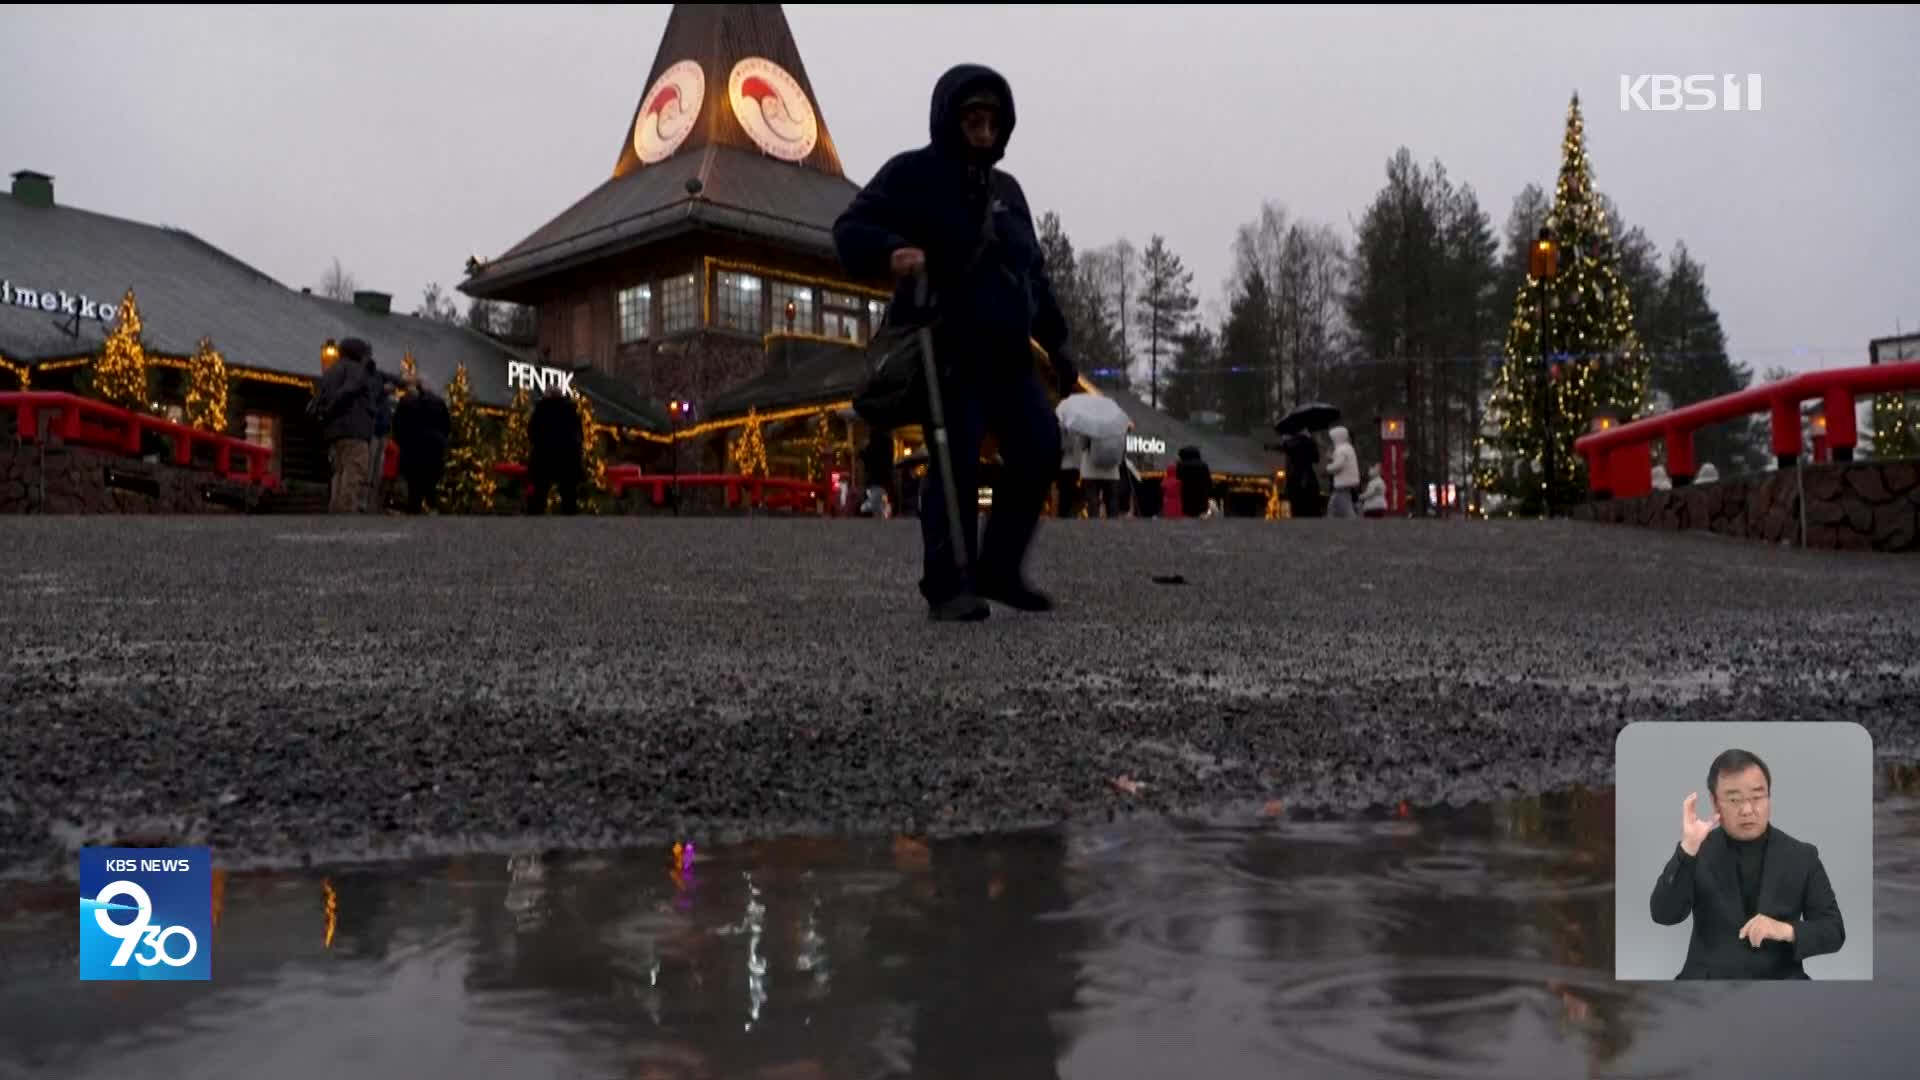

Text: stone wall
xmin=1571 ymin=461 xmax=1920 ymax=552
xmin=0 ymin=444 xmax=259 ymax=514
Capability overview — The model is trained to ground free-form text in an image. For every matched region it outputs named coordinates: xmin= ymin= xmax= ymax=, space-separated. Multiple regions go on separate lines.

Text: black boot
xmin=978 ymin=575 xmax=1055 ymax=613
xmin=928 ymin=591 xmax=991 ymax=622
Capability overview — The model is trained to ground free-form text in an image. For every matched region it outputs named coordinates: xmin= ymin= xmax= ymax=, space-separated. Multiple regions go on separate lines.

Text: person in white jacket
xmin=1360 ymin=464 xmax=1388 ymax=518
xmin=1326 ymin=425 xmax=1361 ymax=518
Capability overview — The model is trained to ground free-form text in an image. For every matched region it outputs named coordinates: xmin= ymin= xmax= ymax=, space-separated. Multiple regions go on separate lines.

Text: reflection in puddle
xmin=0 ymin=771 xmax=1915 ymax=1080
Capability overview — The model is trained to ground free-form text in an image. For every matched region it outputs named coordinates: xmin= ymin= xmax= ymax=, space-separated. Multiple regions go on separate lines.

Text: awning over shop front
xmin=1080 ymin=384 xmax=1283 ymax=479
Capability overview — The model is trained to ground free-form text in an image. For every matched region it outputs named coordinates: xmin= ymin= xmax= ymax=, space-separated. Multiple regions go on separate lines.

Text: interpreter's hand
xmin=1681 ymin=792 xmax=1719 ymax=857
xmin=1739 ymin=914 xmax=1795 ymax=948
xmin=890 ymin=247 xmax=927 ymax=279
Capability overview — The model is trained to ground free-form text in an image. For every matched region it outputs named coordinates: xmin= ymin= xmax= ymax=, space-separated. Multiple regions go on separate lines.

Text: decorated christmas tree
xmin=1475 ymin=94 xmax=1651 ymax=514
xmin=1872 ymin=392 xmax=1920 ymax=460
xmin=184 ymin=337 xmax=230 ymax=432
xmin=574 ymin=392 xmax=608 ymax=513
xmin=730 ymin=408 xmax=768 ymax=477
xmin=440 ymin=364 xmax=495 ymax=513
xmin=490 ymin=386 xmax=534 ymax=511
xmin=89 ymin=288 xmax=150 ymax=411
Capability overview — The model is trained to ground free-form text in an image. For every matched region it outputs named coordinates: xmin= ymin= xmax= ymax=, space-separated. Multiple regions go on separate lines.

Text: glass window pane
xmin=662 ymin=273 xmax=698 ymax=334
xmin=618 ymin=284 xmax=653 ymax=344
xmin=822 ymin=310 xmax=865 ymax=346
xmin=717 ymin=271 xmax=765 ymax=333
xmin=770 ymin=281 xmax=815 ymax=334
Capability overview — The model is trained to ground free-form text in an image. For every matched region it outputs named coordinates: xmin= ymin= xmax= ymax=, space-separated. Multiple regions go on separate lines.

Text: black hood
xmin=930 ymin=63 xmax=1016 ymax=165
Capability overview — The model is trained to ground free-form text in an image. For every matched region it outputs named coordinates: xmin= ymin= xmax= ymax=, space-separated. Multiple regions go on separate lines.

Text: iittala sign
xmin=1 ymin=279 xmax=120 ymax=323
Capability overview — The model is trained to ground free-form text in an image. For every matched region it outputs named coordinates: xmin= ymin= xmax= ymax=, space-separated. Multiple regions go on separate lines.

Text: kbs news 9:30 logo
xmin=79 ymin=847 xmax=213 ymax=981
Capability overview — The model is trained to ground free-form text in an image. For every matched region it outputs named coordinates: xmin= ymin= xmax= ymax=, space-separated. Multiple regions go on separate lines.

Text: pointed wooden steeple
xmin=614 ymin=3 xmax=845 ymax=181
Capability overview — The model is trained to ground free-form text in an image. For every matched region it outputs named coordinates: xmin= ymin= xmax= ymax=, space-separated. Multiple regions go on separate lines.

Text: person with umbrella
xmin=1274 ymin=402 xmax=1338 ymax=519
xmin=1056 ymin=391 xmax=1130 ymax=520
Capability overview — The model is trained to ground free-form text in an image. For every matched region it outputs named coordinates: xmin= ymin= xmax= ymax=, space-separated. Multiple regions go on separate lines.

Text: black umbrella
xmin=1274 ymin=402 xmax=1341 ymax=436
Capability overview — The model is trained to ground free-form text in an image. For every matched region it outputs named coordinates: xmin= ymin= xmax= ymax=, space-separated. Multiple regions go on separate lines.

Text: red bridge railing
xmin=1573 ymin=361 xmax=1920 ymax=499
xmin=4 ymin=391 xmax=278 ymax=489
xmin=490 ymin=462 xmax=826 ymax=512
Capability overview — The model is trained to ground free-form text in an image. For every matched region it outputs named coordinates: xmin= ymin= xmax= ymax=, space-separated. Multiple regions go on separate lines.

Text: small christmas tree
xmin=440 ymin=364 xmax=495 ymax=513
xmin=1475 ymin=94 xmax=1651 ymax=514
xmin=731 ymin=408 xmax=768 ymax=477
xmin=89 ymin=288 xmax=150 ymax=411
xmin=490 ymin=386 xmax=534 ymax=511
xmin=185 ymin=337 xmax=230 ymax=432
xmin=575 ymin=393 xmax=608 ymax=513
xmin=1872 ymin=393 xmax=1920 ymax=460
xmin=400 ymin=350 xmax=418 ymax=383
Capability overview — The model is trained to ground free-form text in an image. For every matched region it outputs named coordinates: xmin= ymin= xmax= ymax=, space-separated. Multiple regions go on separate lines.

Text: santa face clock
xmin=634 ymin=59 xmax=706 ymax=165
xmin=728 ymin=57 xmax=818 ymax=162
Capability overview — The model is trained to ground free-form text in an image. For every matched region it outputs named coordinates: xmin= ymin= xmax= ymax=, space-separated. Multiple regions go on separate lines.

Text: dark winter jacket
xmin=309 ymin=357 xmax=378 ymax=443
xmin=1175 ymin=457 xmax=1213 ymax=519
xmin=392 ymin=391 xmax=451 ymax=466
xmin=529 ymin=393 xmax=583 ymax=475
xmin=833 ymin=64 xmax=1075 ymax=388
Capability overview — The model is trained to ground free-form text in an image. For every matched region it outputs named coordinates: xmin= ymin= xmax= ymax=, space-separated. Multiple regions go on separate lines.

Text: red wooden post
xmin=1380 ymin=416 xmax=1407 ymax=514
xmin=1612 ymin=441 xmax=1653 ymax=499
xmin=1769 ymin=393 xmax=1802 ymax=466
xmin=1822 ymin=389 xmax=1857 ymax=461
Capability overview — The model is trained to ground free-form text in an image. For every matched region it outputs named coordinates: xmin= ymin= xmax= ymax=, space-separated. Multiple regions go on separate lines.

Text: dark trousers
xmin=918 ymin=368 xmax=1061 ymax=605
xmin=402 ymin=460 xmax=443 ymax=513
xmin=527 ymin=466 xmax=580 ymax=516
xmin=1084 ymin=477 xmax=1120 ymax=518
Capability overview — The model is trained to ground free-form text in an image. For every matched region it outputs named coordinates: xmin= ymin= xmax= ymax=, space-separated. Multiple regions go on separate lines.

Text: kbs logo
xmin=634 ymin=59 xmax=705 ymax=165
xmin=79 ymin=846 xmax=212 ymax=981
xmin=1620 ymin=74 xmax=1763 ymax=112
xmin=729 ymin=56 xmax=819 ymax=163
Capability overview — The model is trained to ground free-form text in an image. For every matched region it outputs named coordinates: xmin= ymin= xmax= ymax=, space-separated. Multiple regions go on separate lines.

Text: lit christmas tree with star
xmin=1475 ymin=93 xmax=1652 ymax=515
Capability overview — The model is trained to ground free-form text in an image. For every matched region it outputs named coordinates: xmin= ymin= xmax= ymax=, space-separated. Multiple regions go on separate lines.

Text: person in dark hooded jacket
xmin=1282 ymin=431 xmax=1323 ymax=518
xmin=527 ymin=385 xmax=583 ymax=515
xmin=308 ymin=337 xmax=380 ymax=514
xmin=834 ymin=63 xmax=1078 ymax=622
xmin=391 ymin=376 xmax=451 ymax=514
xmin=1174 ymin=446 xmax=1214 ymax=519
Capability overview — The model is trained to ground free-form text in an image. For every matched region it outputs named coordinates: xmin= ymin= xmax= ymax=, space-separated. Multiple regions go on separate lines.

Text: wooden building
xmin=459 ymin=3 xmax=891 ymax=425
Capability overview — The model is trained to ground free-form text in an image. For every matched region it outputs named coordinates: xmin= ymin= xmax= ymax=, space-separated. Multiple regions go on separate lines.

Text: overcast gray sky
xmin=5 ymin=4 xmax=1916 ymax=371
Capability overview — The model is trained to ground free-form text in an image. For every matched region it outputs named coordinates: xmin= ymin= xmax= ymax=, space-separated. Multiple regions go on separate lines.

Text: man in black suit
xmin=1649 ymin=748 xmax=1846 ymax=979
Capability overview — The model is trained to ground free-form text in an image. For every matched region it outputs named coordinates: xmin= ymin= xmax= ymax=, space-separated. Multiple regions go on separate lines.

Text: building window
xmin=821 ymin=290 xmax=867 ymax=345
xmin=822 ymin=310 xmax=864 ymax=345
xmin=618 ymin=284 xmax=652 ymax=344
xmin=716 ymin=270 xmax=764 ymax=334
xmin=158 ymin=403 xmax=187 ymax=425
xmin=868 ymin=298 xmax=888 ymax=333
xmin=661 ymin=273 xmax=698 ymax=334
xmin=770 ymin=281 xmax=815 ymax=334
xmin=244 ymin=412 xmax=281 ymax=472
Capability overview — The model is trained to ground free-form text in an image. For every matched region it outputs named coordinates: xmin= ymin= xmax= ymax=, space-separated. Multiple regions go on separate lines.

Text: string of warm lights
xmin=730 ymin=407 xmax=770 ymax=477
xmin=0 ymin=354 xmax=29 ymax=388
xmin=90 ymin=288 xmax=149 ymax=411
xmin=1474 ymin=93 xmax=1650 ymax=514
xmin=184 ymin=337 xmax=230 ymax=433
xmin=441 ymin=364 xmax=497 ymax=512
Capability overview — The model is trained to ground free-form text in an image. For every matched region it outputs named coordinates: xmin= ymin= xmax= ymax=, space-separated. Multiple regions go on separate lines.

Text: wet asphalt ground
xmin=2 ymin=515 xmax=1917 ymax=878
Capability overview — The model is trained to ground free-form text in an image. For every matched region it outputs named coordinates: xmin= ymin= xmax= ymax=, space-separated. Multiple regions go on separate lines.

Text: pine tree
xmin=575 ymin=392 xmax=607 ymax=513
xmin=1646 ymin=243 xmax=1761 ymax=474
xmin=1220 ymin=266 xmax=1274 ymax=437
xmin=184 ymin=337 xmax=230 ymax=432
xmin=89 ymin=289 xmax=150 ymax=411
xmin=731 ymin=408 xmax=768 ymax=477
xmin=1162 ymin=326 xmax=1220 ymax=422
xmin=1475 ymin=94 xmax=1651 ymax=514
xmin=440 ymin=364 xmax=495 ymax=513
xmin=1136 ymin=235 xmax=1200 ymax=410
xmin=491 ymin=387 xmax=534 ymax=510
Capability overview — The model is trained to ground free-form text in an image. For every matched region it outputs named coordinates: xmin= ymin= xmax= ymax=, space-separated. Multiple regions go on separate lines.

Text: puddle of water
xmin=0 ymin=776 xmax=1915 ymax=1080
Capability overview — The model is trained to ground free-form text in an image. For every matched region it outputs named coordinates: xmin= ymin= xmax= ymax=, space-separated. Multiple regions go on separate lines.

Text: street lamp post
xmin=668 ymin=399 xmax=692 ymax=515
xmin=1529 ymin=227 xmax=1561 ymax=517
